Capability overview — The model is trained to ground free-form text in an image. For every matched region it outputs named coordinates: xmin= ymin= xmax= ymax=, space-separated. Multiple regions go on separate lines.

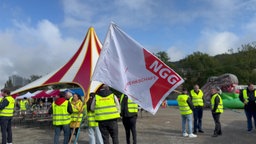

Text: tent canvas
xmin=46 ymin=89 xmax=60 ymax=98
xmin=16 ymin=92 xmax=34 ymax=99
xmin=11 ymin=27 xmax=103 ymax=97
xmin=32 ymin=90 xmax=49 ymax=99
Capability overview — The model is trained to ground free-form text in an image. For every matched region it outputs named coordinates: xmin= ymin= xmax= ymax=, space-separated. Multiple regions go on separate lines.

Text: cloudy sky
xmin=0 ymin=0 xmax=256 ymax=88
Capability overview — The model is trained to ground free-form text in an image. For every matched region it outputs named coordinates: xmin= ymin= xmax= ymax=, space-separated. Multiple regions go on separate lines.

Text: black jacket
xmin=120 ymin=95 xmax=137 ymax=118
xmin=212 ymin=94 xmax=220 ymax=113
xmin=239 ymin=88 xmax=256 ymax=110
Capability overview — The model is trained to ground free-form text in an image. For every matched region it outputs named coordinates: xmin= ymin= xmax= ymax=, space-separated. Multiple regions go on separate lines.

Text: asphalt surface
xmin=9 ymin=107 xmax=255 ymax=144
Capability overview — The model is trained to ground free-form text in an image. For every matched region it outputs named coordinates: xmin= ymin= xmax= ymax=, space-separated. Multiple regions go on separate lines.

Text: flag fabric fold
xmin=91 ymin=23 xmax=184 ymax=114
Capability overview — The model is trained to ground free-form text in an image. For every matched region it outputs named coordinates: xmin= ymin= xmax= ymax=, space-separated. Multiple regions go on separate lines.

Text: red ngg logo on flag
xmin=92 ymin=22 xmax=184 ymax=114
xmin=143 ymin=49 xmax=183 ymax=108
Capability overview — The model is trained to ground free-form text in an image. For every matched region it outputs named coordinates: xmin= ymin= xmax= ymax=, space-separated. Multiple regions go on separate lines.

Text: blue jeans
xmin=193 ymin=107 xmax=203 ymax=131
xmin=181 ymin=114 xmax=193 ymax=134
xmin=244 ymin=109 xmax=256 ymax=131
xmin=88 ymin=126 xmax=103 ymax=144
xmin=54 ymin=124 xmax=70 ymax=144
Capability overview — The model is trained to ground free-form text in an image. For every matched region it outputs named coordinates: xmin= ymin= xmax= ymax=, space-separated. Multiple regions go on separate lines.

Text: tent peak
xmin=89 ymin=27 xmax=95 ymax=31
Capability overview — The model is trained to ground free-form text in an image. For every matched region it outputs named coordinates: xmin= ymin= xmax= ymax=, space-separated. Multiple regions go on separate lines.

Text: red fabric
xmin=45 ymin=90 xmax=60 ymax=98
xmin=55 ymin=97 xmax=66 ymax=106
xmin=32 ymin=91 xmax=49 ymax=99
xmin=12 ymin=94 xmax=19 ymax=99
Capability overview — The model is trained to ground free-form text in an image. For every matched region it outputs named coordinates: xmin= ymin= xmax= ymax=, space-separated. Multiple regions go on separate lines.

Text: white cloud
xmin=197 ymin=30 xmax=239 ymax=55
xmin=166 ymin=46 xmax=186 ymax=62
xmin=0 ymin=20 xmax=80 ymax=87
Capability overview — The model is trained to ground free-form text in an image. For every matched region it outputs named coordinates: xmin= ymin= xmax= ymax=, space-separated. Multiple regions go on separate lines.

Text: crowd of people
xmin=0 ymin=82 xmax=255 ymax=144
xmin=48 ymin=84 xmax=138 ymax=144
xmin=176 ymin=83 xmax=256 ymax=139
xmin=177 ymin=84 xmax=224 ymax=138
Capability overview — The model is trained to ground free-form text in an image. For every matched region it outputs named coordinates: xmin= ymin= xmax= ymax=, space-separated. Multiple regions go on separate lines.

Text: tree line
xmin=155 ymin=42 xmax=256 ymax=90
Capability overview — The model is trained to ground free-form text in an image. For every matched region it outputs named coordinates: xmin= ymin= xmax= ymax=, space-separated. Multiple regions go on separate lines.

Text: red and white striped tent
xmin=12 ymin=27 xmax=103 ymax=98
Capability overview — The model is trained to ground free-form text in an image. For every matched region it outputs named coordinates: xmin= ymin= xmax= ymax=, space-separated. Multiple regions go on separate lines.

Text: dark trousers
xmin=193 ymin=107 xmax=203 ymax=131
xmin=244 ymin=109 xmax=256 ymax=131
xmin=212 ymin=113 xmax=222 ymax=135
xmin=99 ymin=120 xmax=119 ymax=144
xmin=0 ymin=118 xmax=13 ymax=144
xmin=122 ymin=116 xmax=137 ymax=144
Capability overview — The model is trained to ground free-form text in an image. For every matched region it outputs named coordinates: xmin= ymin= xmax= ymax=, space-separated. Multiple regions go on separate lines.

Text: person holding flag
xmin=90 ymin=84 xmax=120 ymax=144
xmin=69 ymin=93 xmax=83 ymax=142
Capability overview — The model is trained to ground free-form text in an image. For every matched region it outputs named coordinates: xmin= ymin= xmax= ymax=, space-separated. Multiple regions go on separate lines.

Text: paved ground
xmin=9 ymin=106 xmax=256 ymax=144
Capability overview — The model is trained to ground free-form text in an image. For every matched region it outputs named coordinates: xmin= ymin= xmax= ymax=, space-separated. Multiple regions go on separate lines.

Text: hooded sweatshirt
xmin=48 ymin=97 xmax=73 ymax=114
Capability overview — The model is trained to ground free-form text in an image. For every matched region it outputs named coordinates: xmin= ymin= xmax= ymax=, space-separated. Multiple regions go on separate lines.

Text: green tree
xmin=29 ymin=75 xmax=42 ymax=83
xmin=155 ymin=51 xmax=171 ymax=65
xmin=4 ymin=79 xmax=14 ymax=90
xmin=179 ymin=52 xmax=219 ymax=88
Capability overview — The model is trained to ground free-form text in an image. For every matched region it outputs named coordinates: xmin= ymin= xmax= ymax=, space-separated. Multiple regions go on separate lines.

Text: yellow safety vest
xmin=190 ymin=89 xmax=204 ymax=106
xmin=69 ymin=97 xmax=73 ymax=102
xmin=87 ymin=111 xmax=98 ymax=127
xmin=0 ymin=96 xmax=15 ymax=117
xmin=52 ymin=100 xmax=71 ymax=125
xmin=242 ymin=89 xmax=256 ymax=103
xmin=94 ymin=94 xmax=120 ymax=121
xmin=211 ymin=93 xmax=224 ymax=113
xmin=70 ymin=100 xmax=83 ymax=122
xmin=120 ymin=94 xmax=138 ymax=113
xmin=20 ymin=100 xmax=28 ymax=110
xmin=177 ymin=94 xmax=192 ymax=115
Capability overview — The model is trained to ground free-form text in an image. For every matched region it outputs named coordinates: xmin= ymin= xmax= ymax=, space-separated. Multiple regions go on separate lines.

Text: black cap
xmin=182 ymin=88 xmax=187 ymax=92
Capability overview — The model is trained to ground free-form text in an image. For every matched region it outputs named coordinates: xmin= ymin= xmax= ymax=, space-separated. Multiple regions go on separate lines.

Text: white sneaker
xmin=188 ymin=133 xmax=197 ymax=138
xmin=183 ymin=132 xmax=188 ymax=137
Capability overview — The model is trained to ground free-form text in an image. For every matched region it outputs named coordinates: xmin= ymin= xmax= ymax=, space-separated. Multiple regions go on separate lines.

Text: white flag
xmin=91 ymin=23 xmax=184 ymax=114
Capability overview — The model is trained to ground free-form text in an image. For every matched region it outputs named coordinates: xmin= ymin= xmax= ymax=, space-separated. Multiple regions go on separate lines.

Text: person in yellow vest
xmin=239 ymin=83 xmax=256 ymax=132
xmin=20 ymin=97 xmax=29 ymax=115
xmin=210 ymin=86 xmax=224 ymax=137
xmin=48 ymin=91 xmax=73 ymax=144
xmin=177 ymin=88 xmax=197 ymax=138
xmin=87 ymin=93 xmax=103 ymax=144
xmin=120 ymin=94 xmax=138 ymax=144
xmin=190 ymin=84 xmax=204 ymax=134
xmin=0 ymin=89 xmax=15 ymax=144
xmin=90 ymin=84 xmax=120 ymax=144
xmin=69 ymin=93 xmax=83 ymax=141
